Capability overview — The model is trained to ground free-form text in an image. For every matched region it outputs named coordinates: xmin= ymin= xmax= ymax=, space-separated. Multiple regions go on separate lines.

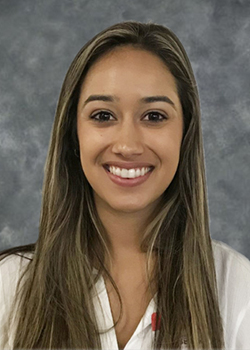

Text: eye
xmin=90 ymin=110 xmax=168 ymax=123
xmin=90 ymin=111 xmax=115 ymax=123
xmin=143 ymin=112 xmax=168 ymax=123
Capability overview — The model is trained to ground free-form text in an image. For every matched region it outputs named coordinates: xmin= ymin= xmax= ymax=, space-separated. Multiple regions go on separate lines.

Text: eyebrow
xmin=82 ymin=94 xmax=176 ymax=110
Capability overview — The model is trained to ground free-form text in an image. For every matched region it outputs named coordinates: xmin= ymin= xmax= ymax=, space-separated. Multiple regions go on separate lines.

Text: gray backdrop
xmin=0 ymin=0 xmax=249 ymax=259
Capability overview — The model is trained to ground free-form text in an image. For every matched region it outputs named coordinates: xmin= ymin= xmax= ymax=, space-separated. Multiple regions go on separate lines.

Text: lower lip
xmin=103 ymin=167 xmax=154 ymax=187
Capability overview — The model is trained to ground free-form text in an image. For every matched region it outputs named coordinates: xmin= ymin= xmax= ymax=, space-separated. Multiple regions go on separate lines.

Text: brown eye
xmin=143 ymin=112 xmax=167 ymax=123
xmin=90 ymin=111 xmax=115 ymax=122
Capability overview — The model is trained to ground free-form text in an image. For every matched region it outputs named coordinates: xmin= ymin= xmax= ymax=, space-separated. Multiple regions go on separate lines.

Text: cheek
xmin=78 ymin=131 xmax=105 ymax=171
xmin=78 ymin=122 xmax=105 ymax=146
xmin=154 ymin=133 xmax=182 ymax=160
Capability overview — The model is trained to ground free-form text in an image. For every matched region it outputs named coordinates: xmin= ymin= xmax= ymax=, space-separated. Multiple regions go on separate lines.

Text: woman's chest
xmin=105 ymin=279 xmax=154 ymax=350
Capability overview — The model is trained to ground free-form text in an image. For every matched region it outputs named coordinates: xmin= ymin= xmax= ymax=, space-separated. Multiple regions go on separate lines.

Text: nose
xmin=111 ymin=118 xmax=144 ymax=158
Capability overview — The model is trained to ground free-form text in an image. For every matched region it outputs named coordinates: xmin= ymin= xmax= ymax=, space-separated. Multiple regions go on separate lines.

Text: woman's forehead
xmin=79 ymin=47 xmax=179 ymax=101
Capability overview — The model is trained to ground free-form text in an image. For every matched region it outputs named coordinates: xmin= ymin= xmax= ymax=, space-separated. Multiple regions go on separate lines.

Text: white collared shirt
xmin=1 ymin=240 xmax=250 ymax=349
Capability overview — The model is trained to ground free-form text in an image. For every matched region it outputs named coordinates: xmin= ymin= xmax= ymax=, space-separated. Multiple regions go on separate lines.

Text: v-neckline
xmin=94 ymin=273 xmax=156 ymax=350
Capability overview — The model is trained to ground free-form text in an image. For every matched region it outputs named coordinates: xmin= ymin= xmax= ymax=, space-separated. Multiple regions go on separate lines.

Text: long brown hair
xmin=0 ymin=21 xmax=225 ymax=349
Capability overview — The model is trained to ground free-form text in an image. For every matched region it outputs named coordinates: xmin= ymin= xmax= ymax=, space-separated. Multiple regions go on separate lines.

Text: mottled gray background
xmin=0 ymin=0 xmax=249 ymax=259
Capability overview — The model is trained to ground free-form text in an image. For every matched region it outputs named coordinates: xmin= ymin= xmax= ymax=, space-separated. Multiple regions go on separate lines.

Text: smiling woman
xmin=0 ymin=21 xmax=250 ymax=350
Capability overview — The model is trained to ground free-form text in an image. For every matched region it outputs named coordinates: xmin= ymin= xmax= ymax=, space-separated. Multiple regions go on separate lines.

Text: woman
xmin=0 ymin=21 xmax=250 ymax=350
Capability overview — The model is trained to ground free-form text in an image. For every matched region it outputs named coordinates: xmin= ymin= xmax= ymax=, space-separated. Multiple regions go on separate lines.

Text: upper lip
xmin=103 ymin=162 xmax=154 ymax=169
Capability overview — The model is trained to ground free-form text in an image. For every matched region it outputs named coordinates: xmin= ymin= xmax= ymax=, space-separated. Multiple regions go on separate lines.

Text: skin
xmin=77 ymin=46 xmax=183 ymax=265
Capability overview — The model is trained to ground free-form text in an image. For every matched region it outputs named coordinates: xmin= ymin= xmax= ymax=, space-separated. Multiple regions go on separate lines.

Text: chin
xmin=108 ymin=199 xmax=155 ymax=214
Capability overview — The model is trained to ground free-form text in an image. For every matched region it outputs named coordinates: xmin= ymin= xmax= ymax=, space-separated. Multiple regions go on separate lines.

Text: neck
xmin=94 ymin=199 xmax=156 ymax=262
xmin=100 ymin=209 xmax=148 ymax=257
xmin=93 ymin=198 xmax=158 ymax=297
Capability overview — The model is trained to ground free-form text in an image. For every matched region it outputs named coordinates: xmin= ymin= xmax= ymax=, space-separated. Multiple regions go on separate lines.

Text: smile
xmin=106 ymin=165 xmax=153 ymax=178
xmin=103 ymin=165 xmax=154 ymax=187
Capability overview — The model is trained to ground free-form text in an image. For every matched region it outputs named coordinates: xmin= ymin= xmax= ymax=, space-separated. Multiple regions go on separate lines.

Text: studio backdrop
xmin=0 ymin=0 xmax=249 ymax=259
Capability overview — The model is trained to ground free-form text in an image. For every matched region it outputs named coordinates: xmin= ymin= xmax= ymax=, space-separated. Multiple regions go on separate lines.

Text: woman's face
xmin=77 ymin=46 xmax=183 ymax=216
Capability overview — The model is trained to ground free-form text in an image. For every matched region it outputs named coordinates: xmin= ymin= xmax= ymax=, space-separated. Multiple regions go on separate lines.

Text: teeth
xmin=108 ymin=166 xmax=151 ymax=178
xmin=135 ymin=169 xmax=141 ymax=177
xmin=115 ymin=167 xmax=121 ymax=176
xmin=121 ymin=168 xmax=128 ymax=177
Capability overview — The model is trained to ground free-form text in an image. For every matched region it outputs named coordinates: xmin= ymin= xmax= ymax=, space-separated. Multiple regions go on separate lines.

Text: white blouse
xmin=0 ymin=239 xmax=250 ymax=349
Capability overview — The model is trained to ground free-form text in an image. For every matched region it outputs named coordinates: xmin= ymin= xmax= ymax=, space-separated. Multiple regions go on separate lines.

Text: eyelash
xmin=90 ymin=111 xmax=168 ymax=123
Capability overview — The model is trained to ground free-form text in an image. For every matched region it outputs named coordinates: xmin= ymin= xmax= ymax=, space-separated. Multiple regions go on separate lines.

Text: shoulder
xmin=212 ymin=239 xmax=250 ymax=284
xmin=0 ymin=253 xmax=33 ymax=349
xmin=212 ymin=239 xmax=250 ymax=297
xmin=0 ymin=253 xmax=33 ymax=278
xmin=211 ymin=239 xmax=250 ymax=347
xmin=0 ymin=253 xmax=33 ymax=301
